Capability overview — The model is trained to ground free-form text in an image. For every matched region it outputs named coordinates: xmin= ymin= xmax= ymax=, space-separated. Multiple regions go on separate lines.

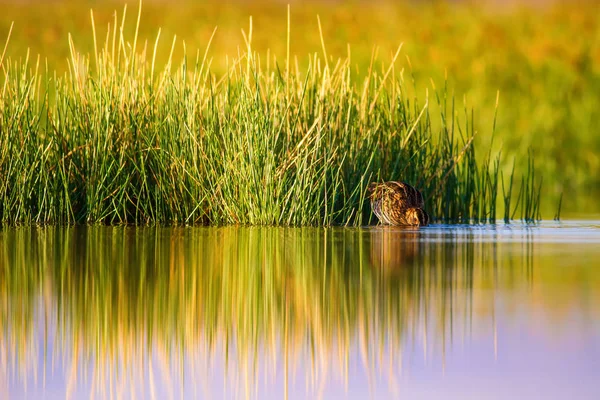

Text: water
xmin=1 ymin=222 xmax=599 ymax=399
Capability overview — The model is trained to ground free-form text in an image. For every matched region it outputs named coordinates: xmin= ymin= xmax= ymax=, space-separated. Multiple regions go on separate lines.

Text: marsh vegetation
xmin=0 ymin=2 xmax=551 ymax=225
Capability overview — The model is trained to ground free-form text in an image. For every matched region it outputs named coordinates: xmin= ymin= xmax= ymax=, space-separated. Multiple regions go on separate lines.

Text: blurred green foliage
xmin=1 ymin=0 xmax=599 ymax=216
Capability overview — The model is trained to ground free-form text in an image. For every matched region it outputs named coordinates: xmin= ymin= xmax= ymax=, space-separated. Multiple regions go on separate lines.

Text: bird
xmin=367 ymin=181 xmax=430 ymax=226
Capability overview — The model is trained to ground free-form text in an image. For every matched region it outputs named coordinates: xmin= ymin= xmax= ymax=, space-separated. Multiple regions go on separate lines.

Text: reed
xmin=0 ymin=3 xmax=543 ymax=226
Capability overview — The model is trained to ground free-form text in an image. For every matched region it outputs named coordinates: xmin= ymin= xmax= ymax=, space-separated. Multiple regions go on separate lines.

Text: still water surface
xmin=1 ymin=222 xmax=599 ymax=399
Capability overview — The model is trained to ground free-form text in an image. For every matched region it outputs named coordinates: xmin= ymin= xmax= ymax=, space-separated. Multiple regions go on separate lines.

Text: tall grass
xmin=2 ymin=0 xmax=599 ymax=217
xmin=0 ymin=3 xmax=542 ymax=226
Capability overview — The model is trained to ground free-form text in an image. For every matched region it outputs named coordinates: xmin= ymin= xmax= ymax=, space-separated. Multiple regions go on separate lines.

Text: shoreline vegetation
xmin=0 ymin=2 xmax=546 ymax=226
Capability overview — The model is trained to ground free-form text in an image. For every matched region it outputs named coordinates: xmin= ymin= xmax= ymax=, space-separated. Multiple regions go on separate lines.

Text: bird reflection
xmin=369 ymin=226 xmax=422 ymax=275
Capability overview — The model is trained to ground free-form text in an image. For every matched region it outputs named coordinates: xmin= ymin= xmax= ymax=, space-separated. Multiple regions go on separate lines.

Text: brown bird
xmin=368 ymin=181 xmax=430 ymax=226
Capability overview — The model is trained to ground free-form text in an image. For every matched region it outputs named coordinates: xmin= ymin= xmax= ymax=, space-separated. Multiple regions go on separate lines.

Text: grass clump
xmin=0 ymin=3 xmax=542 ymax=226
xmin=1 ymin=0 xmax=598 ymax=216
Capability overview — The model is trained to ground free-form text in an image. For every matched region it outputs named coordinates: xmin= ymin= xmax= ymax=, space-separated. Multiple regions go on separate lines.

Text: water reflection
xmin=1 ymin=225 xmax=599 ymax=399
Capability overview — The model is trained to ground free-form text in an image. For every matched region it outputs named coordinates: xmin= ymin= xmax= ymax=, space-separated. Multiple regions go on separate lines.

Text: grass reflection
xmin=0 ymin=226 xmax=598 ymax=398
